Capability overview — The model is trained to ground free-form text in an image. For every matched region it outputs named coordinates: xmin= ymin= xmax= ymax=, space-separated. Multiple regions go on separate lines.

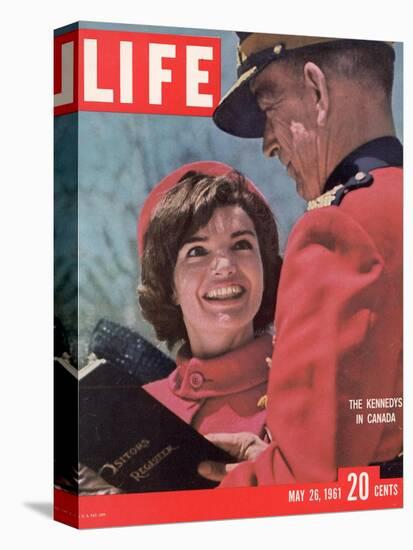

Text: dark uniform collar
xmin=324 ymin=136 xmax=403 ymax=193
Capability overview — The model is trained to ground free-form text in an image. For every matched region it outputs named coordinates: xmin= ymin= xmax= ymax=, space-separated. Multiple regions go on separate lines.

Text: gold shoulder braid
xmin=307 ymin=171 xmax=375 ymax=211
xmin=307 ymin=184 xmax=344 ymax=211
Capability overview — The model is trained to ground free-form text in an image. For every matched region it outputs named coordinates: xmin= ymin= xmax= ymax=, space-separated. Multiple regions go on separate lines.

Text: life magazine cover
xmin=53 ymin=21 xmax=403 ymax=528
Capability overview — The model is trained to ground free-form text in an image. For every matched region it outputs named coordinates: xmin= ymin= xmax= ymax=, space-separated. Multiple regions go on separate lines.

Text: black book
xmin=79 ymin=381 xmax=234 ymax=493
xmin=55 ymin=318 xmax=233 ymax=494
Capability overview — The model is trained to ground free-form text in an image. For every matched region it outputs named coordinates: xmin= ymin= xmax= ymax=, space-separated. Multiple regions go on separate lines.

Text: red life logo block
xmin=54 ymin=29 xmax=221 ymax=117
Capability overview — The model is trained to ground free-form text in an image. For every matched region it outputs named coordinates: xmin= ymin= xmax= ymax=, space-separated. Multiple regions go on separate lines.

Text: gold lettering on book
xmin=99 ymin=439 xmax=150 ymax=476
xmin=130 ymin=445 xmax=179 ymax=482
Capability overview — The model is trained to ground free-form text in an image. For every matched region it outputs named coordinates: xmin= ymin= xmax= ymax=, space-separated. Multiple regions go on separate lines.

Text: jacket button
xmin=189 ymin=372 xmax=204 ymax=389
xmin=355 ymin=171 xmax=367 ymax=182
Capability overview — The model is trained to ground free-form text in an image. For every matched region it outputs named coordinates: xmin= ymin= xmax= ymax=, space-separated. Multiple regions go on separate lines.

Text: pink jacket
xmin=143 ymin=334 xmax=272 ymax=437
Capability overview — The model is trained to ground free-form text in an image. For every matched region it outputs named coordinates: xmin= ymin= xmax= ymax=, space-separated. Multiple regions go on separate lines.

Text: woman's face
xmin=173 ymin=205 xmax=264 ymax=354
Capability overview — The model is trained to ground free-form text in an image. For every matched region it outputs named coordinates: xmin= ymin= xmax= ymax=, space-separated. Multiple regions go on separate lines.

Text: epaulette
xmin=307 ymin=171 xmax=374 ymax=211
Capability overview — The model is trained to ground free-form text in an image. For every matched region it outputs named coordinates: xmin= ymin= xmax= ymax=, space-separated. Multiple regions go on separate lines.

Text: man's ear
xmin=303 ymin=62 xmax=329 ymax=127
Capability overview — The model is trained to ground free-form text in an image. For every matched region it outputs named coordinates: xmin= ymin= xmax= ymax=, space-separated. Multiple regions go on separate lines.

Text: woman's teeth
xmin=205 ymin=285 xmax=244 ymax=300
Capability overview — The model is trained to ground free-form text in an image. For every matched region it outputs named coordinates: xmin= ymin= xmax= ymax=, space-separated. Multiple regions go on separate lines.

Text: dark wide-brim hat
xmin=213 ymin=32 xmax=393 ymax=138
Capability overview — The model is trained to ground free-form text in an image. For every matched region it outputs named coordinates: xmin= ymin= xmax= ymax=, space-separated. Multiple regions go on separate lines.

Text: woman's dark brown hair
xmin=138 ymin=171 xmax=282 ymax=350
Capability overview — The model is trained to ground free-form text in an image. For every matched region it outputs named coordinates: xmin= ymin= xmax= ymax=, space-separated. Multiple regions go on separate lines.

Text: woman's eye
xmin=233 ymin=239 xmax=253 ymax=251
xmin=187 ymin=246 xmax=208 ymax=258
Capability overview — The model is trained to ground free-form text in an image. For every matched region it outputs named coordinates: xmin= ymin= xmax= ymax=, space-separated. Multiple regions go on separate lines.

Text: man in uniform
xmin=198 ymin=34 xmax=403 ymax=485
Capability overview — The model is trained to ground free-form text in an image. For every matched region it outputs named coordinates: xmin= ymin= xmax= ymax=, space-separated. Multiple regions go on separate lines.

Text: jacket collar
xmin=169 ymin=333 xmax=272 ymax=401
xmin=324 ymin=136 xmax=403 ymax=193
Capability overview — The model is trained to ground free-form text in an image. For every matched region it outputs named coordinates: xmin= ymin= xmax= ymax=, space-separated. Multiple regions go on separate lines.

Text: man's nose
xmin=210 ymin=252 xmax=236 ymax=277
xmin=263 ymin=123 xmax=280 ymax=158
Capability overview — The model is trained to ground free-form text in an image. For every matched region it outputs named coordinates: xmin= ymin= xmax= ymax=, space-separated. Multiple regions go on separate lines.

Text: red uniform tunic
xmin=143 ymin=333 xmax=272 ymax=437
xmin=221 ymin=158 xmax=403 ymax=486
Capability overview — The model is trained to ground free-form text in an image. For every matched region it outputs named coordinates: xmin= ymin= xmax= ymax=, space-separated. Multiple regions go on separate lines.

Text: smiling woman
xmin=173 ymin=205 xmax=264 ymax=359
xmin=137 ymin=161 xmax=282 ymax=438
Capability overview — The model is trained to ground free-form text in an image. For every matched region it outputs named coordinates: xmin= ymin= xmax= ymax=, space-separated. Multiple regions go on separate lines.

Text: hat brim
xmin=213 ymin=65 xmax=267 ymax=139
